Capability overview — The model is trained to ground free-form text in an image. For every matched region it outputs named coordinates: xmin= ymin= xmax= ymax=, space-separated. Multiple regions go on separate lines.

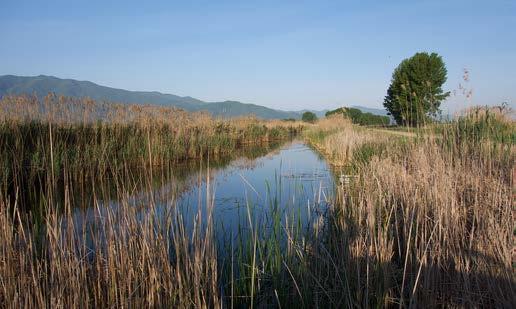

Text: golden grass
xmin=0 ymin=94 xmax=303 ymax=307
xmin=300 ymin=111 xmax=515 ymax=307
xmin=0 ymin=172 xmax=220 ymax=308
xmin=1 ymin=95 xmax=514 ymax=307
xmin=304 ymin=115 xmax=388 ymax=166
xmin=0 ymin=95 xmax=303 ymax=207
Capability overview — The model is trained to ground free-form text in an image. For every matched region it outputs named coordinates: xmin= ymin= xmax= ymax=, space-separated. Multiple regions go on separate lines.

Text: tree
xmin=301 ymin=111 xmax=317 ymax=123
xmin=384 ymin=52 xmax=450 ymax=126
xmin=325 ymin=107 xmax=390 ymax=126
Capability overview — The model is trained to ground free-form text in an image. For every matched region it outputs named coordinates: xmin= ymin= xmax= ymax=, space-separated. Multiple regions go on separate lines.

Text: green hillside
xmin=0 ymin=75 xmax=301 ymax=119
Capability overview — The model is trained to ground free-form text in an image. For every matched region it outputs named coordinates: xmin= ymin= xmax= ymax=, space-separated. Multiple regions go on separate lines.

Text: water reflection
xmin=174 ymin=140 xmax=334 ymax=238
xmin=68 ymin=140 xmax=334 ymax=243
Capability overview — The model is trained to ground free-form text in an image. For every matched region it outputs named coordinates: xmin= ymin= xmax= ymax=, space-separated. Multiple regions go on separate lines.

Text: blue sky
xmin=1 ymin=0 xmax=515 ymax=113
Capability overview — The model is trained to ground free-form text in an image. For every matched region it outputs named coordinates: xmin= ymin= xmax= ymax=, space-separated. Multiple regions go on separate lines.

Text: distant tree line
xmin=301 ymin=111 xmax=318 ymax=123
xmin=326 ymin=107 xmax=390 ymax=126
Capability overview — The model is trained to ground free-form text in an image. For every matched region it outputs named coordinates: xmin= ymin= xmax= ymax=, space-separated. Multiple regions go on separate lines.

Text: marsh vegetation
xmin=0 ymin=95 xmax=514 ymax=308
xmin=304 ymin=107 xmax=515 ymax=307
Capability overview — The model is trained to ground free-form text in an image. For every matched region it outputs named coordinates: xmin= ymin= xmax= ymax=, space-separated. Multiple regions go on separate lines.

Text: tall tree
xmin=384 ymin=52 xmax=450 ymax=126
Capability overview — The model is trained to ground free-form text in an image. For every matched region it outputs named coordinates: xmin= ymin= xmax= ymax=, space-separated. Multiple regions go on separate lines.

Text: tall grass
xmin=1 ymin=94 xmax=514 ymax=307
xmin=0 ymin=94 xmax=302 ymax=210
xmin=301 ymin=107 xmax=515 ymax=307
xmin=0 ymin=94 xmax=304 ymax=308
xmin=0 ymin=165 xmax=220 ymax=308
xmin=452 ymin=105 xmax=515 ymax=144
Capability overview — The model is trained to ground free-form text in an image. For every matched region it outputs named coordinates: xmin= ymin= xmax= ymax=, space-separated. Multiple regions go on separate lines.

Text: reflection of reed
xmin=1 ymin=180 xmax=222 ymax=308
xmin=0 ymin=94 xmax=301 ymax=212
xmin=49 ymin=138 xmax=289 ymax=217
xmin=230 ymin=157 xmax=262 ymax=170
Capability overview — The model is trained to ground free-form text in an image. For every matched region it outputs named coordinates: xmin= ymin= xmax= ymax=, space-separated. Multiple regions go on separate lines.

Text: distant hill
xmin=0 ymin=75 xmax=301 ymax=120
xmin=201 ymin=101 xmax=300 ymax=119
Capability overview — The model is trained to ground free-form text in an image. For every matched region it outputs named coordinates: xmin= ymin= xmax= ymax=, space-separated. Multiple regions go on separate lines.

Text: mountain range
xmin=0 ymin=75 xmax=387 ymax=119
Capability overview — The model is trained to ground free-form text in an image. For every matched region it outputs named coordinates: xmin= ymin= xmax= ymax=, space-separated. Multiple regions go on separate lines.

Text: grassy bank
xmin=302 ymin=107 xmax=515 ymax=307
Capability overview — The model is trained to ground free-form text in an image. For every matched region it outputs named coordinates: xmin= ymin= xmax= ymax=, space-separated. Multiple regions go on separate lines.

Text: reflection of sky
xmin=68 ymin=140 xmax=334 ymax=246
xmin=175 ymin=140 xmax=334 ymax=239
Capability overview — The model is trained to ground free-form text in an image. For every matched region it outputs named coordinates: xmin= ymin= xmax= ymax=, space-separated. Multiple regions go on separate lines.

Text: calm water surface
xmin=70 ymin=140 xmax=334 ymax=240
xmin=175 ymin=140 xmax=334 ymax=236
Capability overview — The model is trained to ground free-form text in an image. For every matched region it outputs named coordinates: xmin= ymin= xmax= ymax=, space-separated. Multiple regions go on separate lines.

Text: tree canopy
xmin=326 ymin=107 xmax=390 ymax=126
xmin=384 ymin=52 xmax=450 ymax=126
xmin=301 ymin=111 xmax=317 ymax=123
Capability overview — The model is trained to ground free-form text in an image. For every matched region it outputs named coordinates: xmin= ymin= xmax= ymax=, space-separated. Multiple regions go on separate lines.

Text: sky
xmin=1 ymin=0 xmax=515 ymax=113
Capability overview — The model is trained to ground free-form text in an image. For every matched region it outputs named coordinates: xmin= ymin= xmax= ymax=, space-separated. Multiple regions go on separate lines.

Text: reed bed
xmin=300 ymin=108 xmax=515 ymax=307
xmin=0 ymin=94 xmax=302 ymax=209
xmin=1 ymin=94 xmax=514 ymax=308
xmin=0 ymin=94 xmax=304 ymax=308
xmin=304 ymin=115 xmax=390 ymax=167
xmin=0 ymin=165 xmax=220 ymax=308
